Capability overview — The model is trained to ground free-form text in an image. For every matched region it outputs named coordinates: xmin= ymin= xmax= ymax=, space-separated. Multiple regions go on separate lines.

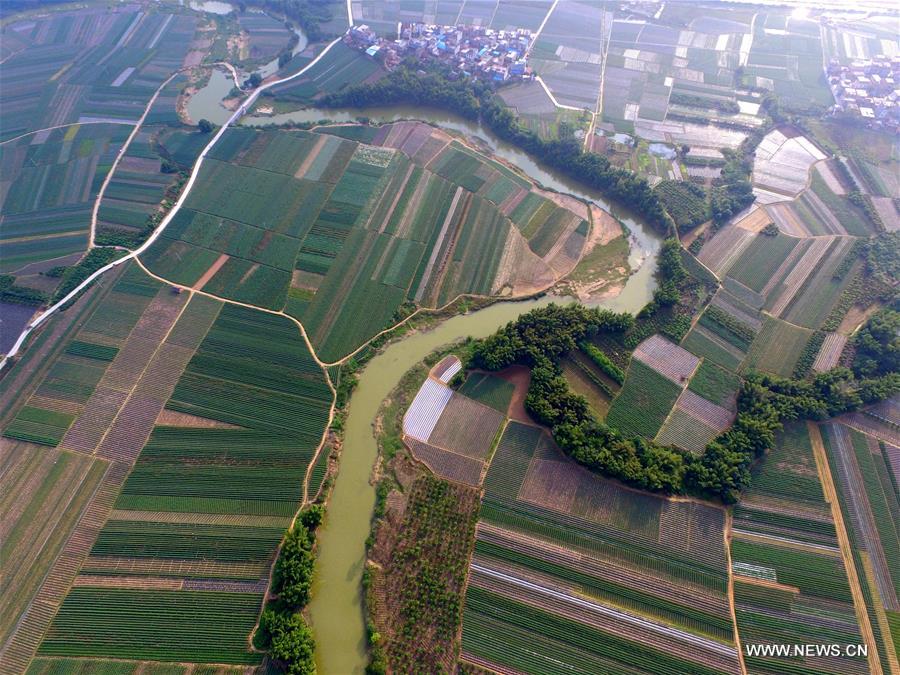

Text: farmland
xmin=349 ymin=0 xmax=553 ymax=36
xmin=1 ymin=8 xmax=198 ymax=141
xmin=821 ymin=420 xmax=900 ymax=673
xmin=402 ymin=365 xmax=506 ymax=486
xmin=461 ymin=420 xmax=741 ymax=674
xmin=3 ymin=265 xmax=163 ymax=448
xmin=267 ymin=41 xmax=385 ymax=103
xmin=730 ymin=421 xmax=872 ymax=675
xmin=367 ymin=475 xmax=480 ymax=672
xmin=605 ymin=359 xmax=682 ymax=438
xmin=1 ymin=124 xmax=131 ymax=274
xmin=1 ymin=257 xmax=333 ymax=668
xmin=30 ymin=299 xmax=332 ymax=665
xmin=143 ymin=123 xmax=592 ymax=361
xmin=95 ymin=126 xmax=203 ymax=247
xmin=605 ymin=334 xmax=701 ymax=439
xmin=529 ymin=0 xmax=608 ymax=111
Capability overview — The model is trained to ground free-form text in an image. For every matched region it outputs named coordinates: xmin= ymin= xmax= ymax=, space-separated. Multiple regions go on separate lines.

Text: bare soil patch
xmin=155 ymin=409 xmax=241 ymax=429
xmin=193 ymin=253 xmax=229 ymax=290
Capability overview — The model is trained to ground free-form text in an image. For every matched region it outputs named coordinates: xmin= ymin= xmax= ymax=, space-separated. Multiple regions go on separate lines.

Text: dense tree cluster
xmin=470 ymin=294 xmax=899 ymax=503
xmin=320 ymin=61 xmax=675 ymax=234
xmin=852 ymin=308 xmax=899 ymax=378
xmin=256 ymin=505 xmax=323 ymax=674
xmin=653 ymin=180 xmax=710 ymax=232
xmin=257 ymin=0 xmax=334 ymax=40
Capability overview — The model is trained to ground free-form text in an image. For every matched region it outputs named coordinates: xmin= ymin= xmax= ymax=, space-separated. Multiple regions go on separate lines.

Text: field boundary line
xmin=88 ymin=69 xmax=187 ymax=248
xmin=722 ymin=511 xmax=748 ymax=675
xmin=87 ymin=289 xmax=193 ymax=455
xmin=807 ymin=421 xmax=883 ymax=675
xmin=2 ymin=36 xmax=344 ymax=370
xmin=0 ymin=120 xmax=137 ymax=147
xmin=530 ymin=0 xmax=559 ymax=52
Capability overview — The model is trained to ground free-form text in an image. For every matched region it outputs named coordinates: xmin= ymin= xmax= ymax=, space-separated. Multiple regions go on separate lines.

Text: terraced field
xmin=606 ymin=358 xmax=684 ymax=439
xmin=462 ymin=420 xmax=740 ymax=674
xmin=143 ymin=123 xmax=590 ymax=361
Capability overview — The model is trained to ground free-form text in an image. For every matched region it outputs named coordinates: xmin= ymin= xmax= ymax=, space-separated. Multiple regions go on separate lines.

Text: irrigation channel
xmin=183 ymin=73 xmax=666 ymax=673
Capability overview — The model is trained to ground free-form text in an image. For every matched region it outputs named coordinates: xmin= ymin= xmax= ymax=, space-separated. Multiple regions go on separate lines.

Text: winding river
xmin=186 ymin=73 xmax=662 ymax=673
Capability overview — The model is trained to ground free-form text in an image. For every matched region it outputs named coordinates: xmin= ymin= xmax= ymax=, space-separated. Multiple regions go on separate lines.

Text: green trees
xmin=469 ymin=300 xmax=899 ymax=503
xmin=259 ymin=611 xmax=315 ymax=674
xmin=198 ymin=118 xmax=214 ymax=133
xmin=852 ymin=309 xmax=899 ymax=378
xmin=320 ymin=61 xmax=675 ymax=234
xmin=257 ymin=505 xmax=324 ymax=674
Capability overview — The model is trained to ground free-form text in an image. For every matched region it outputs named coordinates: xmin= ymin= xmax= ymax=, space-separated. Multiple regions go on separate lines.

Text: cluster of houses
xmin=827 ymin=56 xmax=900 ymax=130
xmin=344 ymin=23 xmax=535 ymax=82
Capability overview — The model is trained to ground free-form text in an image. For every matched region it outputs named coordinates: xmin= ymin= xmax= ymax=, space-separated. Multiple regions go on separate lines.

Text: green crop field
xmin=148 ymin=124 xmax=584 ymax=361
xmin=458 ymin=373 xmax=515 ymax=413
xmin=466 ymin=418 xmax=738 ymax=674
xmin=687 ymin=360 xmax=740 ymax=408
xmin=268 ymin=42 xmax=385 ymax=102
xmin=38 ymin=589 xmax=263 ymax=664
xmin=726 ymin=233 xmax=800 ymax=294
xmin=33 ymin=298 xmax=332 ymax=666
xmin=605 ymin=360 xmax=683 ymax=439
xmin=821 ymin=422 xmax=900 ymax=671
xmin=730 ymin=419 xmax=867 ymax=675
xmin=742 ymin=317 xmax=812 ymax=377
xmin=1 ymin=9 xmax=198 ymax=142
xmin=1 ymin=124 xmax=131 ymax=273
xmin=733 ymin=423 xmax=837 ymax=547
xmin=2 ymin=265 xmax=162 ymax=447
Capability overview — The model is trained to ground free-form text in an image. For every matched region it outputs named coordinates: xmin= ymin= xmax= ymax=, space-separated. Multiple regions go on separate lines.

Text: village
xmin=344 ymin=22 xmax=534 ymax=82
xmin=827 ymin=55 xmax=900 ymax=130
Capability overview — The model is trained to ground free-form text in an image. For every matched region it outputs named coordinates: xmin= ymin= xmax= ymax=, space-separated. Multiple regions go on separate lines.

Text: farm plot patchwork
xmin=605 ymin=336 xmax=701 ymax=439
xmin=144 ymin=124 xmax=581 ymax=362
xmin=268 ymin=41 xmax=385 ymax=103
xmin=462 ymin=420 xmax=740 ymax=674
xmin=402 ymin=374 xmax=505 ymax=485
xmin=237 ymin=12 xmax=293 ymax=62
xmin=2 ymin=265 xmax=162 ymax=447
xmin=603 ymin=9 xmax=765 ymax=147
xmin=821 ymin=422 xmax=900 ymax=670
xmin=530 ymin=0 xmax=608 ymax=110
xmin=1 ymin=8 xmax=198 ymax=141
xmin=732 ymin=423 xmax=838 ymax=549
xmin=731 ymin=425 xmax=870 ymax=675
xmin=0 ymin=442 xmax=107 ymax=649
xmin=743 ymin=14 xmax=831 ymax=110
xmin=1 ymin=124 xmax=131 ymax=273
xmin=38 ymin=302 xmax=332 ymax=665
xmin=95 ymin=126 xmax=197 ymax=245
xmin=752 ymin=129 xmax=826 ymax=201
xmin=605 ymin=359 xmax=683 ymax=439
